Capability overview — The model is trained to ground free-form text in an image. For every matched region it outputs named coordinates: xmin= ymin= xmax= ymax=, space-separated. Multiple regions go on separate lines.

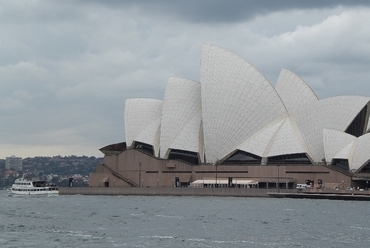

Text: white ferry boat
xmin=7 ymin=178 xmax=59 ymax=196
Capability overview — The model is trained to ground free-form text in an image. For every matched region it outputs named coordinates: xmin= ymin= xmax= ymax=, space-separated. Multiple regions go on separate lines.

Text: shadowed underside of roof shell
xmin=122 ymin=43 xmax=370 ymax=172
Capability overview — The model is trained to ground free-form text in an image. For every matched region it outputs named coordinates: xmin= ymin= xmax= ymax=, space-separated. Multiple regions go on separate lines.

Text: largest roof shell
xmin=200 ymin=43 xmax=288 ymax=163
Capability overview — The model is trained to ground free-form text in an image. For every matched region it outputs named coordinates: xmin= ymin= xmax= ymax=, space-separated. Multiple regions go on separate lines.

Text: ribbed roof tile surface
xmin=160 ymin=77 xmax=202 ymax=159
xmin=124 ymin=98 xmax=162 ymax=156
xmin=201 ymin=43 xmax=287 ymax=163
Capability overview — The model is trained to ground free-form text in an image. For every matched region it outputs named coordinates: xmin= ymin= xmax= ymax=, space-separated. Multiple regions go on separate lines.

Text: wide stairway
xmin=101 ymin=163 xmax=139 ymax=187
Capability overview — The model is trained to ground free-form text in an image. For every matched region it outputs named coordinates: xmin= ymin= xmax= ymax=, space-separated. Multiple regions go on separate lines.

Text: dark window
xmin=332 ymin=159 xmax=349 ymax=172
xmin=133 ymin=141 xmax=154 ymax=155
xmin=168 ymin=149 xmax=199 ymax=165
xmin=267 ymin=153 xmax=312 ymax=164
xmin=345 ymin=105 xmax=368 ymax=137
xmin=222 ymin=150 xmax=261 ymax=165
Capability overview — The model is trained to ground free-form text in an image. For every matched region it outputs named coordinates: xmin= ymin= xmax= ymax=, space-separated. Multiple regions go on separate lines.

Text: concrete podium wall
xmin=59 ymin=187 xmax=294 ymax=197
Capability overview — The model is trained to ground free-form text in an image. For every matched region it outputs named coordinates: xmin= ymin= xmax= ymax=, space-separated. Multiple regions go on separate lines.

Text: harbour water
xmin=0 ymin=190 xmax=369 ymax=247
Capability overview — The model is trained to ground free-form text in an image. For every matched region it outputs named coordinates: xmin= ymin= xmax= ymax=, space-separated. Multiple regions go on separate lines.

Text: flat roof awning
xmin=191 ymin=178 xmax=258 ymax=185
xmin=190 ymin=178 xmax=296 ymax=186
xmin=232 ymin=179 xmax=258 ymax=185
xmin=352 ymin=177 xmax=370 ymax=181
xmin=191 ymin=179 xmax=228 ymax=185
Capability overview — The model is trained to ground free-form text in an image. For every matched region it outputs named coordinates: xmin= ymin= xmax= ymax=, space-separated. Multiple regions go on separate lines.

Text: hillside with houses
xmin=0 ymin=155 xmax=103 ymax=188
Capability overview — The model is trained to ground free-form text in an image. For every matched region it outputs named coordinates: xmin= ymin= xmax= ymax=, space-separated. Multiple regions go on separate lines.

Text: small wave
xmin=130 ymin=213 xmax=144 ymax=216
xmin=140 ymin=235 xmax=174 ymax=239
xmin=156 ymin=214 xmax=184 ymax=219
xmin=187 ymin=238 xmax=207 ymax=242
xmin=96 ymin=227 xmax=107 ymax=230
xmin=350 ymin=225 xmax=370 ymax=230
xmin=213 ymin=239 xmax=281 ymax=246
xmin=112 ymin=243 xmax=129 ymax=247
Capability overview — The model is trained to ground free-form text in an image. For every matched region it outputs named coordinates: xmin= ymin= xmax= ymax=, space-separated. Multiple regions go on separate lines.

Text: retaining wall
xmin=59 ymin=187 xmax=293 ymax=197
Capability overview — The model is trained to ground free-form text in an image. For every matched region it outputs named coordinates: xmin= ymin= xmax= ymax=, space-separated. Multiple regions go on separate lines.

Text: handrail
xmin=101 ymin=163 xmax=139 ymax=187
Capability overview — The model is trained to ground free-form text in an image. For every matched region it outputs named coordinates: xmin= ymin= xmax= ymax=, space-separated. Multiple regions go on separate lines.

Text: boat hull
xmin=8 ymin=178 xmax=59 ymax=196
xmin=7 ymin=189 xmax=59 ymax=196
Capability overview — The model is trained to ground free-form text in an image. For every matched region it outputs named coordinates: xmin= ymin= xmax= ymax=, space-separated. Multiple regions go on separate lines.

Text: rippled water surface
xmin=0 ymin=190 xmax=369 ymax=247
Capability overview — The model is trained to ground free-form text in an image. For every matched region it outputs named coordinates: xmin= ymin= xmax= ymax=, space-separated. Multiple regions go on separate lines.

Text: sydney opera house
xmin=89 ymin=43 xmax=370 ymax=190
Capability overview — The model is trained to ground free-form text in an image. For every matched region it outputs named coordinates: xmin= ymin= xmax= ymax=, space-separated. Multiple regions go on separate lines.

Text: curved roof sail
xmin=200 ymin=43 xmax=287 ymax=163
xmin=275 ymin=68 xmax=319 ymax=114
xmin=124 ymin=98 xmax=162 ymax=156
xmin=350 ymin=133 xmax=370 ymax=172
xmin=293 ymin=96 xmax=370 ymax=162
xmin=159 ymin=77 xmax=203 ymax=161
xmin=323 ymin=129 xmax=356 ymax=164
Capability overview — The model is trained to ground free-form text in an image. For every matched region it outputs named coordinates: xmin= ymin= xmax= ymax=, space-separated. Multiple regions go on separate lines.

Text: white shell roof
xmin=265 ymin=116 xmax=308 ymax=158
xmin=237 ymin=117 xmax=286 ymax=157
xmin=327 ymin=131 xmax=370 ymax=172
xmin=124 ymin=98 xmax=163 ymax=156
xmin=323 ymin=129 xmax=356 ymax=164
xmin=350 ymin=133 xmax=370 ymax=172
xmin=275 ymin=68 xmax=319 ymax=114
xmin=122 ymin=43 xmax=370 ymax=169
xmin=332 ymin=141 xmax=355 ymax=160
xmin=200 ymin=43 xmax=288 ymax=163
xmin=293 ymin=96 xmax=370 ymax=162
xmin=159 ymin=77 xmax=202 ymax=160
xmin=236 ymin=116 xmax=308 ymax=158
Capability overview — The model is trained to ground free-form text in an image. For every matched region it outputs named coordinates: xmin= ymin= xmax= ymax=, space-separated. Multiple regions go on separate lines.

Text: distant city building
xmin=5 ymin=156 xmax=23 ymax=171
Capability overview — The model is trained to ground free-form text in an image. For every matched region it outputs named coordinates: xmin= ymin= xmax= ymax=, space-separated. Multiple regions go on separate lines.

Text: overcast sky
xmin=1 ymin=0 xmax=370 ymax=158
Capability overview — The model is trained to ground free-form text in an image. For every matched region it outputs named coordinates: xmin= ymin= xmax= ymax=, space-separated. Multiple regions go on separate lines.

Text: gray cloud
xmin=82 ymin=0 xmax=370 ymax=23
xmin=1 ymin=1 xmax=370 ymax=158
